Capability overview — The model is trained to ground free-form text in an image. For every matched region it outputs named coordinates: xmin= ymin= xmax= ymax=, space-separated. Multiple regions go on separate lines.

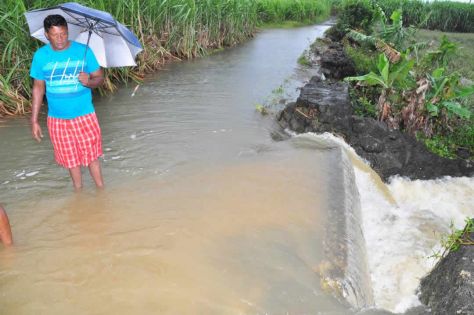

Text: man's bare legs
xmin=88 ymin=159 xmax=104 ymax=189
xmin=68 ymin=160 xmax=103 ymax=190
xmin=69 ymin=166 xmax=83 ymax=191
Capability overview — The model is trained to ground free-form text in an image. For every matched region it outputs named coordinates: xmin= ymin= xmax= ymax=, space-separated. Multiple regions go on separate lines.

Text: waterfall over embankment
xmin=293 ymin=134 xmax=374 ymax=309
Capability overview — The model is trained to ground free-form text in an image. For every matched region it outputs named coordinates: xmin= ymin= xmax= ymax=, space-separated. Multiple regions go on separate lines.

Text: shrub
xmin=422 ymin=121 xmax=474 ymax=159
xmin=350 ymin=87 xmax=378 ymax=118
xmin=330 ymin=0 xmax=376 ymax=40
xmin=344 ymin=43 xmax=377 ymax=74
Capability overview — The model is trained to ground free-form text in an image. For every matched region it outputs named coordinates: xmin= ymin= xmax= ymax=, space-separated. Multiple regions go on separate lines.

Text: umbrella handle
xmin=81 ymin=30 xmax=92 ymax=72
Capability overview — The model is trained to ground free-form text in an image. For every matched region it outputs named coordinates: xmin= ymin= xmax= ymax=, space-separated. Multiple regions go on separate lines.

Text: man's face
xmin=45 ymin=25 xmax=69 ymax=51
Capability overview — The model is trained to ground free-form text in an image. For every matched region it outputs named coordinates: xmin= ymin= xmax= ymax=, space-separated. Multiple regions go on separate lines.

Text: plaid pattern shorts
xmin=47 ymin=112 xmax=103 ymax=169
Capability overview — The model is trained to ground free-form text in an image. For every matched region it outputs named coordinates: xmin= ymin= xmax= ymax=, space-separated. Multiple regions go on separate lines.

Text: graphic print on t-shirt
xmin=44 ymin=58 xmax=87 ymax=95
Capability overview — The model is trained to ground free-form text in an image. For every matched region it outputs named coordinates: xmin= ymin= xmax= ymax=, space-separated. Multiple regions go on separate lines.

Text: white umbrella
xmin=25 ymin=2 xmax=143 ymax=68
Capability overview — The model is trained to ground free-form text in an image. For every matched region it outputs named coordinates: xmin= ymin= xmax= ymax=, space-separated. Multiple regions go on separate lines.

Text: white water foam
xmin=292 ymin=132 xmax=474 ymax=313
xmin=358 ymin=172 xmax=474 ymax=313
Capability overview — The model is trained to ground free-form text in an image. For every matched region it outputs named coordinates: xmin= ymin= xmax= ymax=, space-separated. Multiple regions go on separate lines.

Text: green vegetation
xmin=255 ymin=103 xmax=269 ymax=115
xmin=375 ymin=0 xmax=474 ymax=33
xmin=344 ymin=44 xmax=377 ymax=74
xmin=346 ymin=53 xmax=415 ymax=121
xmin=256 ymin=0 xmax=332 ymax=26
xmin=419 ymin=124 xmax=474 ymax=159
xmin=349 ymin=87 xmax=378 ymax=118
xmin=431 ymin=218 xmax=474 ymax=259
xmin=272 ymin=84 xmax=285 ymax=95
xmin=333 ymin=0 xmax=474 ymax=36
xmin=412 ymin=30 xmax=474 ymax=158
xmin=329 ymin=0 xmax=474 ymax=42
xmin=0 ymin=0 xmax=334 ymax=116
xmin=326 ymin=0 xmax=376 ymax=40
xmin=255 ymin=78 xmax=294 ymax=114
xmin=415 ymin=29 xmax=474 ymax=82
xmin=333 ymin=1 xmax=474 ymax=158
xmin=297 ymin=53 xmax=311 ymax=67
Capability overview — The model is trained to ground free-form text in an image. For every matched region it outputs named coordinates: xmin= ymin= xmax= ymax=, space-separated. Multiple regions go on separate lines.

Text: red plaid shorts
xmin=47 ymin=112 xmax=103 ymax=169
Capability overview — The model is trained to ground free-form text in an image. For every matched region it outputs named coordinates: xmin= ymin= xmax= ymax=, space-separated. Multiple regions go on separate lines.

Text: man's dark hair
xmin=44 ymin=15 xmax=67 ymax=32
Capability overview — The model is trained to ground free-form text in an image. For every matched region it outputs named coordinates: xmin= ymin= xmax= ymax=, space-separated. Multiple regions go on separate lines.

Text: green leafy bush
xmin=342 ymin=5 xmax=473 ymax=142
xmin=329 ymin=0 xmax=376 ymax=40
xmin=297 ymin=54 xmax=311 ymax=67
xmin=421 ymin=122 xmax=474 ymax=159
xmin=350 ymin=87 xmax=378 ymax=118
xmin=425 ymin=68 xmax=473 ymax=120
xmin=437 ymin=218 xmax=474 ymax=258
xmin=344 ymin=44 xmax=377 ymax=74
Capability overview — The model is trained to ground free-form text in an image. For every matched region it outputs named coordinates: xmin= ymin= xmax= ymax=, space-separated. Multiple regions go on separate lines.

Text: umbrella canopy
xmin=24 ymin=2 xmax=142 ymax=68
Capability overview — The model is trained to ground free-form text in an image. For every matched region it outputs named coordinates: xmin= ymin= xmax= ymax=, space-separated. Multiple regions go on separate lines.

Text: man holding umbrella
xmin=26 ymin=3 xmax=142 ymax=190
xmin=30 ymin=14 xmax=105 ymax=190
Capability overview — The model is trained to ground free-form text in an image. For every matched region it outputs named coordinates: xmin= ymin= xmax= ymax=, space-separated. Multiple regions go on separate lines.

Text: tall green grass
xmin=0 ymin=0 xmax=34 ymax=115
xmin=424 ymin=1 xmax=474 ymax=33
xmin=374 ymin=0 xmax=474 ymax=33
xmin=256 ymin=0 xmax=332 ymax=24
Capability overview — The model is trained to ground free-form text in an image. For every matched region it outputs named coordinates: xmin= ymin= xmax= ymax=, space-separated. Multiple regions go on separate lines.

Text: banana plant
xmin=426 ymin=68 xmax=473 ymax=119
xmin=346 ymin=29 xmax=401 ymax=63
xmin=345 ymin=53 xmax=415 ymax=121
xmin=424 ymin=36 xmax=457 ymax=69
xmin=346 ymin=5 xmax=415 ymax=63
xmin=378 ymin=9 xmax=415 ymax=51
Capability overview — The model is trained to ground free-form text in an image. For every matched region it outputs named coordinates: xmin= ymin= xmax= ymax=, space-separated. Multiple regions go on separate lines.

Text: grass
xmin=256 ymin=0 xmax=332 ymax=25
xmin=297 ymin=53 xmax=311 ymax=67
xmin=420 ymin=123 xmax=474 ymax=159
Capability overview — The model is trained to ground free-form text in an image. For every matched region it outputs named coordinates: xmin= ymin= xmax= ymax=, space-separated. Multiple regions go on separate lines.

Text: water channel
xmin=0 ymin=23 xmax=473 ymax=315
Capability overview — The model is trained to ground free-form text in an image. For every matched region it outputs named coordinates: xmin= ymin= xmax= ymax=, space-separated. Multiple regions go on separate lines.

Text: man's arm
xmin=31 ymin=79 xmax=45 ymax=142
xmin=78 ymin=68 xmax=104 ymax=89
xmin=0 ymin=205 xmax=12 ymax=246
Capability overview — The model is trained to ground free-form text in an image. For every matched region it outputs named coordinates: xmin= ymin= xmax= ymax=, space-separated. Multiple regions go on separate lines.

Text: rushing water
xmin=1 ymin=23 xmax=473 ymax=315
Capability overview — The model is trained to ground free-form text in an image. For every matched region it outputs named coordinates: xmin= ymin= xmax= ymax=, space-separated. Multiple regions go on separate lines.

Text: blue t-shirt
xmin=30 ymin=41 xmax=100 ymax=119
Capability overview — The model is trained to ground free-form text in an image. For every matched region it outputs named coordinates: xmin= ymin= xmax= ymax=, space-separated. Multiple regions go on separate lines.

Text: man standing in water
xmin=30 ymin=15 xmax=105 ymax=190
